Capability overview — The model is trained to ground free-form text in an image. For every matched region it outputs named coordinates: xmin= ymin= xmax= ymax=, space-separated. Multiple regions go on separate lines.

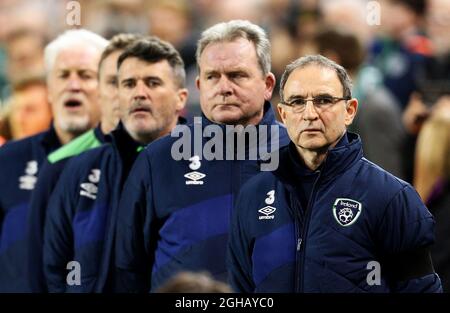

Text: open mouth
xmin=64 ymin=99 xmax=82 ymax=108
xmin=131 ymin=107 xmax=151 ymax=114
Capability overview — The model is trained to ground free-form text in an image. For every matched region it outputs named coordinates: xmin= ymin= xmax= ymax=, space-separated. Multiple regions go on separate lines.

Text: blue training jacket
xmin=43 ymin=124 xmax=142 ymax=292
xmin=228 ymin=132 xmax=442 ymax=293
xmin=26 ymin=126 xmax=106 ymax=292
xmin=114 ymin=102 xmax=289 ymax=292
xmin=0 ymin=127 xmax=61 ymax=292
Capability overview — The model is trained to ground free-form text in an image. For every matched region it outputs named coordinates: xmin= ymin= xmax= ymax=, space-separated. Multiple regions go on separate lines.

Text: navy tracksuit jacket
xmin=0 ymin=127 xmax=61 ymax=292
xmin=228 ymin=132 xmax=442 ymax=293
xmin=114 ymin=102 xmax=290 ymax=292
xmin=43 ymin=124 xmax=142 ymax=292
xmin=26 ymin=126 xmax=106 ymax=292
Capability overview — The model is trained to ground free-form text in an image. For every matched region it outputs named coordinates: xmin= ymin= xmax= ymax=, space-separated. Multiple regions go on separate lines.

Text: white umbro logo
xmin=184 ymin=171 xmax=205 ymax=185
xmin=185 ymin=156 xmax=206 ymax=185
xmin=258 ymin=206 xmax=276 ymax=220
xmin=258 ymin=190 xmax=276 ymax=220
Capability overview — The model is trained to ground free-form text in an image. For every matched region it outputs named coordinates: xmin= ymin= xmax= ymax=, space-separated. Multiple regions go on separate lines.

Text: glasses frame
xmin=280 ymin=96 xmax=351 ymax=113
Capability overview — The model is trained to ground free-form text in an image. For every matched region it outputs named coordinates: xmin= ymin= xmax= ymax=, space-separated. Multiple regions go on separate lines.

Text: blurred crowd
xmin=0 ymin=0 xmax=449 ymax=287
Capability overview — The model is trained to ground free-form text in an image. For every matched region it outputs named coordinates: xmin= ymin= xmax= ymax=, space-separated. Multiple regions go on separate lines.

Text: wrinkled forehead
xmin=118 ymin=57 xmax=174 ymax=80
xmin=53 ymin=45 xmax=101 ymax=71
xmin=285 ymin=65 xmax=343 ymax=97
xmin=199 ymin=38 xmax=260 ymax=71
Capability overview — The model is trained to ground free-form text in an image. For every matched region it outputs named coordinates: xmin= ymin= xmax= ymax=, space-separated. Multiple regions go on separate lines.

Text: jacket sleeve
xmin=114 ymin=152 xmax=154 ymax=293
xmin=228 ymin=188 xmax=255 ymax=293
xmin=377 ymin=184 xmax=442 ymax=293
xmin=26 ymin=160 xmax=66 ymax=292
xmin=42 ymin=163 xmax=75 ymax=293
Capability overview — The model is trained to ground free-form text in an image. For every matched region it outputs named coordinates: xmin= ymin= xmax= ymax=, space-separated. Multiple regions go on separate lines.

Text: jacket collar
xmin=108 ymin=116 xmax=187 ymax=150
xmin=94 ymin=124 xmax=108 ymax=143
xmin=196 ymin=101 xmax=283 ymax=156
xmin=276 ymin=132 xmax=363 ymax=186
xmin=39 ymin=124 xmax=62 ymax=154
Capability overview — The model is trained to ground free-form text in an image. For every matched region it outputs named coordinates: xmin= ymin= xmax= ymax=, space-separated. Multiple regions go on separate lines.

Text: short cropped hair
xmin=196 ymin=20 xmax=271 ymax=75
xmin=117 ymin=37 xmax=186 ymax=88
xmin=279 ymin=55 xmax=353 ymax=102
xmin=98 ymin=33 xmax=143 ymax=73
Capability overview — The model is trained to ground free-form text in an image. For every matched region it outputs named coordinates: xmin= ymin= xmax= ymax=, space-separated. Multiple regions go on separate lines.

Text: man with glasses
xmin=228 ymin=55 xmax=442 ymax=293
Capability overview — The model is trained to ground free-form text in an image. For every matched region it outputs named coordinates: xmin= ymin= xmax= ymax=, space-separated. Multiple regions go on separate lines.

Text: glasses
xmin=281 ymin=95 xmax=350 ymax=113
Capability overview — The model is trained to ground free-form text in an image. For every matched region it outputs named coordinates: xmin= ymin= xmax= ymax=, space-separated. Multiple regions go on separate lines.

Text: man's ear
xmin=175 ymin=88 xmax=189 ymax=112
xmin=264 ymin=72 xmax=276 ymax=101
xmin=195 ymin=76 xmax=200 ymax=90
xmin=345 ymin=98 xmax=358 ymax=126
xmin=277 ymin=103 xmax=288 ymax=124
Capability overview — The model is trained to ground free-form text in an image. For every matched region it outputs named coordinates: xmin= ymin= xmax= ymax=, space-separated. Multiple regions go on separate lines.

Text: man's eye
xmin=315 ymin=97 xmax=334 ymax=105
xmin=290 ymin=99 xmax=306 ymax=106
xmin=80 ymin=73 xmax=93 ymax=80
xmin=123 ymin=81 xmax=134 ymax=88
xmin=146 ymin=80 xmax=161 ymax=88
xmin=108 ymin=78 xmax=118 ymax=87
xmin=230 ymin=72 xmax=245 ymax=79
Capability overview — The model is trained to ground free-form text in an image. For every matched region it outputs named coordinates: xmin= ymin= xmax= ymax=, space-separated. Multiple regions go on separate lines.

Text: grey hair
xmin=196 ymin=19 xmax=271 ymax=75
xmin=279 ymin=55 xmax=353 ymax=102
xmin=44 ymin=29 xmax=108 ymax=73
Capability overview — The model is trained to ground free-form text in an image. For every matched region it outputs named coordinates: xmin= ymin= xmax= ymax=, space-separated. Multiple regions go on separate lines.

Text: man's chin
xmin=57 ymin=117 xmax=91 ymax=134
xmin=297 ymin=139 xmax=327 ymax=151
xmin=211 ymin=111 xmax=243 ymax=125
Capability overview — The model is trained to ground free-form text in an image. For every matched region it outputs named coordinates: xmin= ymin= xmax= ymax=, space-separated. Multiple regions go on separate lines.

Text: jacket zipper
xmin=295 ymin=171 xmax=321 ymax=292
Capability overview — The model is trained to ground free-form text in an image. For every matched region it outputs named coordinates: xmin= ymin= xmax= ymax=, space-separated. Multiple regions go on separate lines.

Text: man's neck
xmin=296 ymin=146 xmax=328 ymax=171
xmin=295 ymin=132 xmax=347 ymax=171
xmin=101 ymin=120 xmax=117 ymax=135
xmin=54 ymin=127 xmax=78 ymax=145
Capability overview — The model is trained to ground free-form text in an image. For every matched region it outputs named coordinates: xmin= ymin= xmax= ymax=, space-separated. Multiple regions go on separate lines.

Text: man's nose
xmin=302 ymin=100 xmax=319 ymax=120
xmin=217 ymin=76 xmax=233 ymax=97
xmin=133 ymin=80 xmax=147 ymax=99
xmin=67 ymin=74 xmax=81 ymax=91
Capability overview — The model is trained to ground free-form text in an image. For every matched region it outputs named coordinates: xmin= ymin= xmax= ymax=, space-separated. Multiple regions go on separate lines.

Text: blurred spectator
xmin=368 ymin=0 xmax=431 ymax=109
xmin=145 ymin=0 xmax=199 ymax=119
xmin=269 ymin=24 xmax=299 ymax=112
xmin=0 ymin=48 xmax=9 ymax=104
xmin=400 ymin=0 xmax=450 ymax=181
xmin=315 ymin=28 xmax=407 ymax=179
xmin=147 ymin=0 xmax=195 ymax=66
xmin=295 ymin=3 xmax=321 ymax=56
xmin=415 ymin=97 xmax=450 ymax=203
xmin=409 ymin=0 xmax=450 ymax=292
xmin=8 ymin=76 xmax=52 ymax=140
xmin=0 ymin=103 xmax=12 ymax=145
xmin=319 ymin=0 xmax=373 ymax=46
xmin=208 ymin=0 xmax=265 ymax=26
xmin=414 ymin=96 xmax=450 ymax=292
xmin=262 ymin=0 xmax=293 ymax=27
xmin=155 ymin=271 xmax=232 ymax=293
xmin=4 ymin=28 xmax=47 ymax=85
xmin=403 ymin=0 xmax=450 ymax=135
xmin=82 ymin=0 xmax=147 ymax=38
